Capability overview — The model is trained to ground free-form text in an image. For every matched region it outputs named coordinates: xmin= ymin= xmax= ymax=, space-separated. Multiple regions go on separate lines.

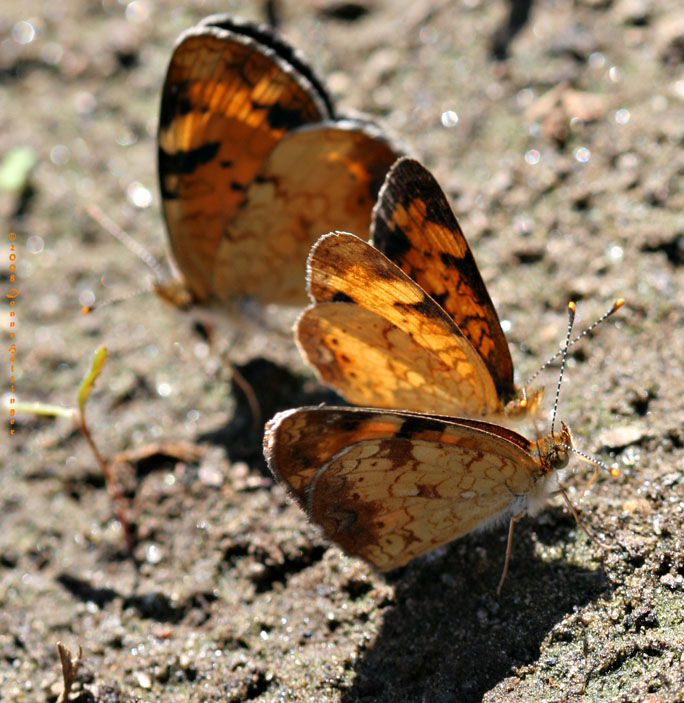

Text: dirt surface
xmin=3 ymin=0 xmax=684 ymax=701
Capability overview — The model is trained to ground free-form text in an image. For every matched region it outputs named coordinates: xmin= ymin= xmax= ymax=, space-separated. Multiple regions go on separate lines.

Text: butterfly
xmin=295 ymin=157 xmax=543 ymax=421
xmin=156 ymin=14 xmax=402 ymax=308
xmin=266 ymin=159 xmax=622 ymax=585
xmin=265 ymin=405 xmax=573 ymax=582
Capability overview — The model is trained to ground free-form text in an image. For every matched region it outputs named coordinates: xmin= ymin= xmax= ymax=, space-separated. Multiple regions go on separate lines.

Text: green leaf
xmin=0 ymin=145 xmax=38 ymax=192
xmin=13 ymin=401 xmax=75 ymax=419
xmin=77 ymin=346 xmax=108 ymax=416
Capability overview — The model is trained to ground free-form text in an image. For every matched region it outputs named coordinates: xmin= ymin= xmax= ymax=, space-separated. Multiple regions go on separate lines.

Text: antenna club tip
xmin=568 ymin=301 xmax=576 ymax=313
xmin=520 ymin=398 xmax=528 ymax=408
xmin=610 ymin=466 xmax=620 ymax=477
xmin=614 ymin=298 xmax=625 ymax=310
xmin=81 ymin=305 xmax=93 ymax=315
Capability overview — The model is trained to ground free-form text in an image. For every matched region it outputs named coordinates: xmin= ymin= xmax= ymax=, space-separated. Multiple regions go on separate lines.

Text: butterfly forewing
xmin=371 ymin=158 xmax=516 ymax=400
xmin=197 ymin=14 xmax=335 ymax=114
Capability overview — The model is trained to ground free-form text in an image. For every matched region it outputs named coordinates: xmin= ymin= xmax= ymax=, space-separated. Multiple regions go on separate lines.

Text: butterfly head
xmin=533 ymin=420 xmax=573 ymax=474
xmin=153 ymin=279 xmax=197 ymax=311
xmin=505 ymin=384 xmax=544 ymax=419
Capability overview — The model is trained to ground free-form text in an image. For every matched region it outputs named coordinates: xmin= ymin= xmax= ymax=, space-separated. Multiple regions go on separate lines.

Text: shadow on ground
xmin=344 ymin=510 xmax=609 ymax=703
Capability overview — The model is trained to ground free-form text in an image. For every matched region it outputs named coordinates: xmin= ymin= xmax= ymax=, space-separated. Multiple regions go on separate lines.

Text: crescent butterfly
xmin=157 ymin=14 xmax=402 ymax=308
xmin=265 ymin=406 xmax=573 ymax=588
xmin=295 ymin=157 xmax=543 ymax=420
xmin=266 ymin=159 xmax=622 ymax=587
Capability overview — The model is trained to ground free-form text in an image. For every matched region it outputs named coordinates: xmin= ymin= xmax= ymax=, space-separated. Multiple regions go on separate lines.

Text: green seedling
xmin=14 ymin=346 xmax=134 ymax=553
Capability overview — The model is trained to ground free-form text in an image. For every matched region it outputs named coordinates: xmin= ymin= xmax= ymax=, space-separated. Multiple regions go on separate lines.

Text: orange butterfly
xmin=156 ymin=14 xmax=402 ymax=308
xmin=266 ymin=159 xmax=622 ymax=588
xmin=265 ymin=405 xmax=573 ymax=590
xmin=296 ymin=157 xmax=543 ymax=420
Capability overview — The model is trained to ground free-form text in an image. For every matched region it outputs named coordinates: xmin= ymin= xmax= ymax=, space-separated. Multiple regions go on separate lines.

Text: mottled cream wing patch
xmin=212 ymin=125 xmax=400 ymax=304
xmin=264 ymin=410 xmax=558 ymax=571
xmin=297 ymin=301 xmax=497 ymax=416
xmin=266 ymin=408 xmax=421 ymax=507
xmin=301 ymin=231 xmax=501 ymax=416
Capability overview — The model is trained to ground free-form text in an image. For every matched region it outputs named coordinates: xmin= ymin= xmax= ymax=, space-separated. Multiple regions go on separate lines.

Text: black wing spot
xmin=397 ymin=416 xmax=439 ymax=438
xmin=159 ymin=82 xmax=191 ymax=130
xmin=374 ymin=225 xmax=412 ymax=263
xmin=337 ymin=416 xmax=364 ymax=431
xmin=440 ymin=251 xmax=463 ymax=269
xmin=394 ymin=297 xmax=441 ymax=319
xmin=431 ymin=291 xmax=448 ymax=308
xmin=266 ymin=101 xmax=308 ymax=130
xmin=158 ymin=142 xmax=221 ymax=198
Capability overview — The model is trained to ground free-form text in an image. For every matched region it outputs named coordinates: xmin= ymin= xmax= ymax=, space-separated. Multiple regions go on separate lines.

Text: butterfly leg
xmin=497 ymin=511 xmax=525 ymax=595
xmin=580 ymin=463 xmax=599 ymax=498
xmin=558 ymin=486 xmax=599 ymax=545
xmin=225 ymin=357 xmax=262 ymax=432
xmin=215 ymin=340 xmax=262 ymax=432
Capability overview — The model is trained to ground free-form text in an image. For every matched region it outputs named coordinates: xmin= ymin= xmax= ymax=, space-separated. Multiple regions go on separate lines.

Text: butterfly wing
xmin=297 ymin=302 xmax=496 ymax=415
xmin=371 ymin=157 xmax=516 ymax=402
xmin=297 ymin=231 xmax=501 ymax=416
xmin=212 ymin=121 xmax=401 ymax=304
xmin=265 ymin=406 xmax=545 ymax=570
xmin=158 ymin=17 xmax=331 ymax=302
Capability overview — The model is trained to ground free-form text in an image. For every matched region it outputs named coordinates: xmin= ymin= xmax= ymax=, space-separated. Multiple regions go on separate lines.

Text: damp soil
xmin=3 ymin=0 xmax=684 ymax=701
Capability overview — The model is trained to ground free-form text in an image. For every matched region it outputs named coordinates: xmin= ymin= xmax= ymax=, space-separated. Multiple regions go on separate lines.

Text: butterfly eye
xmin=549 ymin=444 xmax=571 ymax=470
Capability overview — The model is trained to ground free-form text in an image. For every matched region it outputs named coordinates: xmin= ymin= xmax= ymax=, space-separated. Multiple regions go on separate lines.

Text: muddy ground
xmin=3 ymin=0 xmax=684 ymax=701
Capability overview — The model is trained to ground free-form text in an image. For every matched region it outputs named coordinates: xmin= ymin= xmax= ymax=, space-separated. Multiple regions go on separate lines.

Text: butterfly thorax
xmin=531 ymin=421 xmax=573 ymax=474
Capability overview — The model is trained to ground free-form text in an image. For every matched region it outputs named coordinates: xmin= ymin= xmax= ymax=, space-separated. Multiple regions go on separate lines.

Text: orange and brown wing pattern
xmin=371 ymin=158 xmax=515 ymax=401
xmin=158 ymin=15 xmax=402 ymax=305
xmin=158 ymin=16 xmax=330 ymax=302
xmin=265 ymin=406 xmax=569 ymax=570
xmin=297 ymin=302 xmax=495 ymax=415
xmin=212 ymin=122 xmax=400 ymax=304
xmin=265 ymin=406 xmax=450 ymax=507
xmin=297 ymin=231 xmax=501 ymax=416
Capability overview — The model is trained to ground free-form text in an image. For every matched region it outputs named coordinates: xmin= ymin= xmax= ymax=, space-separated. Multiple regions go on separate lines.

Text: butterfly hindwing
xmin=212 ymin=122 xmax=400 ymax=303
xmin=297 ymin=301 xmax=496 ymax=415
xmin=265 ymin=406 xmax=557 ymax=570
xmin=297 ymin=231 xmax=501 ymax=416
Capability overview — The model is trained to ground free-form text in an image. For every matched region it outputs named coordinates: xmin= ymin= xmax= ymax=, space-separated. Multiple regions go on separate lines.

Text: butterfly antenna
xmin=550 ymin=301 xmax=576 ymax=435
xmin=526 ymin=298 xmax=624 ymax=388
xmin=85 ymin=204 xmax=166 ymax=284
xmin=557 ymin=441 xmax=618 ymax=474
xmin=80 ymin=286 xmax=154 ymax=315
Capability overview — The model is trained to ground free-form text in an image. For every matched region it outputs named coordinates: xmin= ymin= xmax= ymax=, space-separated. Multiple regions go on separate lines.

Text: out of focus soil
xmin=3 ymin=0 xmax=684 ymax=701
